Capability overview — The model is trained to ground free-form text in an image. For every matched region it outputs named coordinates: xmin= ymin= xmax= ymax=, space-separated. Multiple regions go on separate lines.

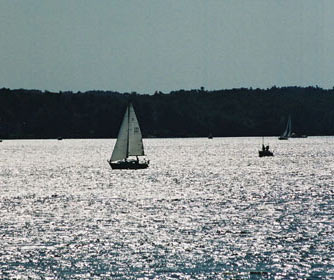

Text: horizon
xmin=1 ymin=84 xmax=333 ymax=95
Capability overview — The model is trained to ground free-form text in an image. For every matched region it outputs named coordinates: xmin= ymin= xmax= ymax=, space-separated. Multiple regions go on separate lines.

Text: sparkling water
xmin=0 ymin=137 xmax=333 ymax=279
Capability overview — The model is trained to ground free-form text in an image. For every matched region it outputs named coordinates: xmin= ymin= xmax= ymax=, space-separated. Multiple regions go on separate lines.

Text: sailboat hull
xmin=108 ymin=160 xmax=149 ymax=170
xmin=259 ymin=150 xmax=274 ymax=157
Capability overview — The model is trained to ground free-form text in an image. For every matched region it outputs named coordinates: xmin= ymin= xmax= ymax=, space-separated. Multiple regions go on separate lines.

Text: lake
xmin=0 ymin=137 xmax=333 ymax=279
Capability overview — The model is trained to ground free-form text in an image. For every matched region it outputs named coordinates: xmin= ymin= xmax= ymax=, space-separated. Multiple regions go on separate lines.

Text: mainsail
xmin=110 ymin=103 xmax=145 ymax=162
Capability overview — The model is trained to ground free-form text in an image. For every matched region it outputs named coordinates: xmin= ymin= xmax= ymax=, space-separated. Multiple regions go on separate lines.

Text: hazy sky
xmin=0 ymin=0 xmax=333 ymax=93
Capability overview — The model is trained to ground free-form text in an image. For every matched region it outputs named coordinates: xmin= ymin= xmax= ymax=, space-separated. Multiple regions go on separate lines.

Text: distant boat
xmin=108 ymin=103 xmax=149 ymax=169
xmin=57 ymin=137 xmax=63 ymax=140
xmin=290 ymin=132 xmax=308 ymax=138
xmin=278 ymin=115 xmax=292 ymax=140
xmin=259 ymin=137 xmax=273 ymax=157
xmin=0 ymin=139 xmax=2 ymax=143
xmin=208 ymin=133 xmax=213 ymax=139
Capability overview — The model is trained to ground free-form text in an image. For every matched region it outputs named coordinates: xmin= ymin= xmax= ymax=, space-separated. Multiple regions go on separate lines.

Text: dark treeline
xmin=0 ymin=86 xmax=334 ymax=139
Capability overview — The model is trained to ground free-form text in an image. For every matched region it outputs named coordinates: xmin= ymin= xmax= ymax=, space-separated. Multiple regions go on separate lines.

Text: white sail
xmin=281 ymin=115 xmax=292 ymax=138
xmin=287 ymin=116 xmax=292 ymax=137
xmin=128 ymin=104 xmax=145 ymax=156
xmin=110 ymin=106 xmax=129 ymax=161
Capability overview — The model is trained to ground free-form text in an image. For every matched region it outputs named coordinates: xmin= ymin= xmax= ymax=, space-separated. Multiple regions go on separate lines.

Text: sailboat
xmin=278 ymin=115 xmax=292 ymax=140
xmin=108 ymin=103 xmax=149 ymax=169
xmin=259 ymin=137 xmax=273 ymax=157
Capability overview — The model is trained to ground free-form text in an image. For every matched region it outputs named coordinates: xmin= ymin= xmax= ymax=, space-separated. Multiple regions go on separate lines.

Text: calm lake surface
xmin=0 ymin=137 xmax=333 ymax=279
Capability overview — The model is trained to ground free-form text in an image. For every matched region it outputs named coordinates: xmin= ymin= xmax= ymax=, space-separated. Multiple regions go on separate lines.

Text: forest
xmin=0 ymin=86 xmax=334 ymax=139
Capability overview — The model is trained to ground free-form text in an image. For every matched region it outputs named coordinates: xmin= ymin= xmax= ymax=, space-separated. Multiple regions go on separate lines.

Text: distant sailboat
xmin=278 ymin=115 xmax=292 ymax=140
xmin=108 ymin=103 xmax=149 ymax=169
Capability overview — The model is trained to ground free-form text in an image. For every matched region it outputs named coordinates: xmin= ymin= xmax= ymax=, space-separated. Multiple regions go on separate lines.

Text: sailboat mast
xmin=126 ymin=103 xmax=130 ymax=158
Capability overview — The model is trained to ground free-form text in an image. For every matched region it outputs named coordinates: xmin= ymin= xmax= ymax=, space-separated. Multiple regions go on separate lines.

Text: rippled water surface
xmin=0 ymin=137 xmax=333 ymax=279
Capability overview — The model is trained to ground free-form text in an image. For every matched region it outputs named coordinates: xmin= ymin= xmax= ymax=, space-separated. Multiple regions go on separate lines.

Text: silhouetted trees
xmin=0 ymin=86 xmax=334 ymax=139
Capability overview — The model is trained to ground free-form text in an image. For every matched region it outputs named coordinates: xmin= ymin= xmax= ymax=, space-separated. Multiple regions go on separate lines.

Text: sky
xmin=0 ymin=0 xmax=333 ymax=94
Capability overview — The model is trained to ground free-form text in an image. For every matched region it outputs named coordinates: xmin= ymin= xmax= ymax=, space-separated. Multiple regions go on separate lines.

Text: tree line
xmin=0 ymin=86 xmax=334 ymax=139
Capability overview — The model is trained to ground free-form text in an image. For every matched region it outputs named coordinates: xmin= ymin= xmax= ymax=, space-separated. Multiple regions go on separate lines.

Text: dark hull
xmin=290 ymin=135 xmax=308 ymax=138
xmin=259 ymin=150 xmax=274 ymax=157
xmin=108 ymin=160 xmax=149 ymax=170
xmin=278 ymin=136 xmax=288 ymax=140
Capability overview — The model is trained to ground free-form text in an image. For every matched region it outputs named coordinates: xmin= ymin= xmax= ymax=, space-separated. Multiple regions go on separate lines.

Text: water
xmin=0 ymin=137 xmax=333 ymax=279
